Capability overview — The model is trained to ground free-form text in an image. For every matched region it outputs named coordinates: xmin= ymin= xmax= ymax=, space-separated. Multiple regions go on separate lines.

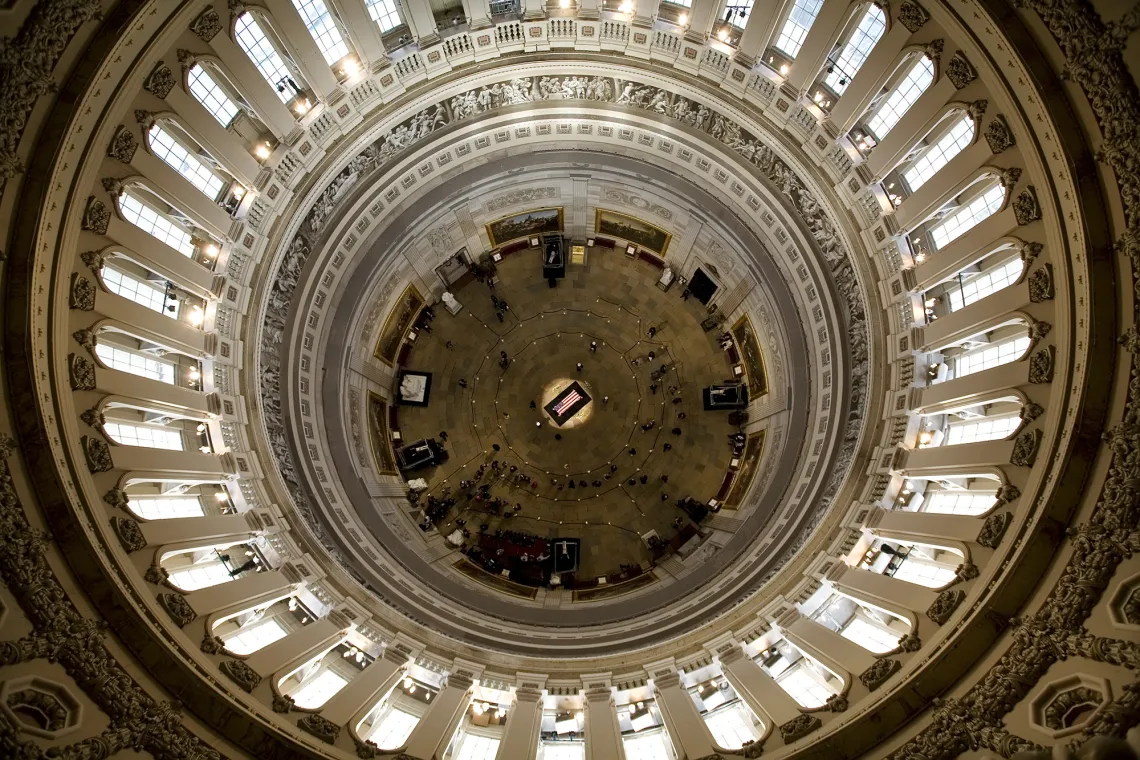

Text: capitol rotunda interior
xmin=1 ymin=0 xmax=1139 ymax=758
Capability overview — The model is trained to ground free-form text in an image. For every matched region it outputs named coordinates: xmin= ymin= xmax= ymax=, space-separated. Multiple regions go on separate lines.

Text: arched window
xmin=291 ymin=0 xmax=350 ymax=64
xmin=364 ymin=0 xmax=403 ymax=31
xmin=704 ymin=703 xmax=762 ymax=749
xmin=774 ymin=0 xmax=825 ymax=59
xmin=946 ymin=257 xmax=1023 ymax=311
xmin=839 ymin=616 xmax=901 ymax=653
xmin=366 ymin=707 xmax=420 ymax=748
xmin=903 ymin=113 xmax=975 ymax=191
xmin=775 ymin=664 xmax=834 ymax=708
xmin=945 ymin=414 xmax=1021 ymax=445
xmin=101 ymin=265 xmax=176 ymax=316
xmin=824 ymin=5 xmax=886 ymax=95
xmin=867 ymin=54 xmax=935 ymax=139
xmin=931 ymin=183 xmax=1006 ymax=249
xmin=119 ymin=189 xmax=196 ymax=256
xmin=127 ymin=495 xmax=205 ymax=519
xmin=95 ymin=343 xmax=176 ymax=383
xmin=235 ymin=12 xmax=296 ymax=102
xmin=104 ymin=420 xmax=185 ymax=450
xmin=148 ymin=122 xmax=227 ymax=200
xmin=622 ymin=731 xmax=673 ymax=760
xmin=951 ymin=333 xmax=1030 ymax=378
xmin=167 ymin=560 xmax=233 ymax=590
xmin=453 ymin=734 xmax=500 ymax=760
xmin=892 ymin=556 xmax=957 ymax=587
xmin=920 ymin=490 xmax=997 ymax=515
xmin=724 ymin=0 xmax=755 ymax=29
xmin=223 ymin=617 xmax=289 ymax=654
xmin=288 ymin=667 xmax=349 ymax=708
xmin=188 ymin=63 xmax=241 ymax=127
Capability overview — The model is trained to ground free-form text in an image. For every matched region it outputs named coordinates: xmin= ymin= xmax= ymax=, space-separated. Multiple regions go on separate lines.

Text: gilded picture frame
xmin=373 ymin=283 xmax=424 ymax=365
xmin=485 ymin=207 xmax=564 ymax=247
xmin=595 ymin=209 xmax=671 ymax=256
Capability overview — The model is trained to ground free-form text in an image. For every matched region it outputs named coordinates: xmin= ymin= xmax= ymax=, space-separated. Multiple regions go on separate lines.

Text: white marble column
xmin=865 ymin=75 xmax=960 ymax=175
xmin=330 ymin=0 xmax=388 ymax=63
xmin=888 ymin=136 xmax=992 ymax=225
xmin=242 ymin=617 xmax=349 ymax=680
xmin=402 ymin=670 xmax=476 ymax=758
xmin=865 ymin=507 xmax=984 ymax=548
xmin=910 ymin=211 xmax=1020 ymax=289
xmin=305 ymin=648 xmax=409 ymax=747
xmin=403 ymin=0 xmax=443 ymax=43
xmin=717 ymin=647 xmax=806 ymax=740
xmin=494 ymin=685 xmax=544 ymax=760
xmin=775 ymin=609 xmax=877 ymax=683
xmin=651 ymin=670 xmax=720 ymax=759
xmin=204 ymin=26 xmax=298 ymax=137
xmin=684 ymin=0 xmax=721 ymax=41
xmin=734 ymin=0 xmax=782 ymax=64
xmin=161 ymin=84 xmax=262 ymax=187
xmin=824 ymin=561 xmax=937 ymax=624
xmin=186 ymin=568 xmax=296 ymax=619
xmin=584 ymin=685 xmax=624 ymax=760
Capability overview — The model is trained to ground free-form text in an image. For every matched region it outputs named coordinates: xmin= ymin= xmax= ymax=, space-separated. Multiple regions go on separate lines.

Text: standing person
xmin=576 ymin=362 xmax=584 ymax=372
xmin=496 ymin=310 xmax=504 ymax=322
xmin=590 ymin=341 xmax=598 ymax=353
xmin=459 ymin=378 xmax=468 ymax=388
xmin=602 ymin=395 xmax=609 ymax=404
xmin=446 ymin=340 xmax=455 ymax=350
xmin=439 ymin=431 xmax=449 ymax=441
xmin=681 ymin=289 xmax=691 ymax=301
xmin=648 ymin=326 xmax=657 ymax=338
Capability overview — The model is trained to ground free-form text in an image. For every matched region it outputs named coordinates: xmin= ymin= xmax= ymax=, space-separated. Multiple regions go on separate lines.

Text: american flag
xmin=553 ymin=390 xmax=583 ymax=416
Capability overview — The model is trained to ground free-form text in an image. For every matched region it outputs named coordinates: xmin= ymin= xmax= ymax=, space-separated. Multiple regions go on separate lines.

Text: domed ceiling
xmin=1 ymin=0 xmax=1138 ymax=759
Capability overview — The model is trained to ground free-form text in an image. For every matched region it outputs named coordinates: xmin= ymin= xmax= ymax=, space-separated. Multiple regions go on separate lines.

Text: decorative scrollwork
xmin=190 ymin=6 xmax=222 ymax=42
xmin=1010 ymin=429 xmax=1043 ymax=467
xmin=220 ymin=659 xmax=262 ymax=692
xmin=985 ymin=115 xmax=1015 ymax=153
xmin=144 ymin=62 xmax=175 ymax=99
xmin=68 ymin=353 xmax=95 ymax=390
xmin=897 ymin=0 xmax=930 ymax=33
xmin=1028 ymin=264 xmax=1055 ymax=302
xmin=81 ymin=435 xmax=112 ymax=473
xmin=107 ymin=125 xmax=138 ymax=163
xmin=977 ymin=512 xmax=1012 ymax=548
xmin=778 ymin=713 xmax=822 ymax=743
xmin=110 ymin=516 xmax=146 ymax=552
xmin=859 ymin=658 xmax=901 ymax=691
xmin=946 ymin=52 xmax=977 ymax=89
xmin=158 ymin=592 xmax=196 ymax=627
xmin=926 ymin=589 xmax=965 ymax=624
xmin=81 ymin=196 xmax=109 ymax=234
xmin=1013 ymin=186 xmax=1042 ymax=225
xmin=297 ymin=713 xmax=341 ymax=743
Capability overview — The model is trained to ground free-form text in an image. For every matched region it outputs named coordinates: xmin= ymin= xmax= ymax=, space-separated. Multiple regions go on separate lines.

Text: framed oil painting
xmin=595 ymin=209 xmax=671 ymax=256
xmin=367 ymin=392 xmax=399 ymax=475
xmin=485 ymin=207 xmax=563 ymax=247
xmin=374 ymin=283 xmax=424 ymax=365
xmin=732 ymin=314 xmax=768 ymax=397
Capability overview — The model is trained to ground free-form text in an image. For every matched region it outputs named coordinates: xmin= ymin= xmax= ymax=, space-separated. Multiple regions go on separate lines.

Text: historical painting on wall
xmin=724 ymin=430 xmax=765 ymax=509
xmin=367 ymin=392 xmax=399 ymax=475
xmin=374 ymin=284 xmax=424 ymax=365
xmin=732 ymin=315 xmax=768 ymax=397
xmin=595 ymin=209 xmax=671 ymax=256
xmin=485 ymin=207 xmax=563 ymax=247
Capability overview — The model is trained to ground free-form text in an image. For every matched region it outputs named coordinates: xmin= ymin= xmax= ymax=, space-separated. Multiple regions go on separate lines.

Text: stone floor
xmin=395 ymin=249 xmax=737 ymax=579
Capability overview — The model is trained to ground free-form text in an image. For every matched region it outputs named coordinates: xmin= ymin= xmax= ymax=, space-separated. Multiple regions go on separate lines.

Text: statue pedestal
xmin=442 ymin=292 xmax=463 ymax=315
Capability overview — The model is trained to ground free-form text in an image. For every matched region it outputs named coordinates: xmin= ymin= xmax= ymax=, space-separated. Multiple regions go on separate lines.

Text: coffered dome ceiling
xmin=1 ymin=0 xmax=1138 ymax=759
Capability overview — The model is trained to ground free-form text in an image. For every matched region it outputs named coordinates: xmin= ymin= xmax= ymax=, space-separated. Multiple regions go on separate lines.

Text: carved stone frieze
xmin=966 ymin=99 xmax=987 ymax=123
xmin=158 ymin=593 xmax=196 ymax=627
xmin=485 ymin=186 xmax=558 ymax=212
xmin=144 ymin=62 xmax=175 ymax=99
xmin=107 ymin=125 xmax=138 ymax=163
xmin=859 ymin=658 xmax=900 ymax=691
xmin=220 ymin=659 xmax=262 ymax=692
xmin=1010 ymin=429 xmax=1043 ymax=466
xmin=190 ymin=6 xmax=222 ymax=42
xmin=897 ymin=633 xmax=921 ymax=652
xmin=80 ymin=249 xmax=107 ymax=272
xmin=779 ymin=713 xmax=822 ymax=743
xmin=1013 ymin=186 xmax=1042 ymax=225
xmin=81 ymin=196 xmax=109 ymax=234
xmin=1000 ymin=167 xmax=1022 ymax=189
xmin=298 ymin=713 xmax=341 ymax=743
xmin=977 ymin=512 xmax=1012 ymax=548
xmin=1021 ymin=402 xmax=1044 ymax=423
xmin=601 ymin=187 xmax=674 ymax=220
xmin=825 ymin=692 xmax=848 ymax=712
xmin=110 ymin=516 xmax=146 ymax=552
xmin=0 ymin=0 xmax=104 ymax=185
xmin=144 ymin=564 xmax=169 ymax=585
xmin=177 ymin=48 xmax=196 ymax=75
xmin=1029 ymin=345 xmax=1055 ymax=383
xmin=354 ymin=736 xmax=381 ymax=758
xmin=926 ymin=589 xmax=965 ymax=624
xmin=945 ymin=52 xmax=977 ymax=89
xmin=68 ymin=353 xmax=95 ymax=391
xmin=995 ymin=484 xmax=1021 ymax=505
xmin=985 ymin=115 xmax=1015 ymax=153
xmin=81 ymin=435 xmax=112 ymax=473
xmin=1028 ymin=264 xmax=1054 ymax=302
xmin=897 ymin=0 xmax=930 ymax=33
xmin=0 ymin=442 xmax=220 ymax=759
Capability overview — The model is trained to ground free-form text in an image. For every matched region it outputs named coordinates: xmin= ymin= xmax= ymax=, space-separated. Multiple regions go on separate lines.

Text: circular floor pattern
xmin=392 ymin=251 xmax=741 ymax=581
